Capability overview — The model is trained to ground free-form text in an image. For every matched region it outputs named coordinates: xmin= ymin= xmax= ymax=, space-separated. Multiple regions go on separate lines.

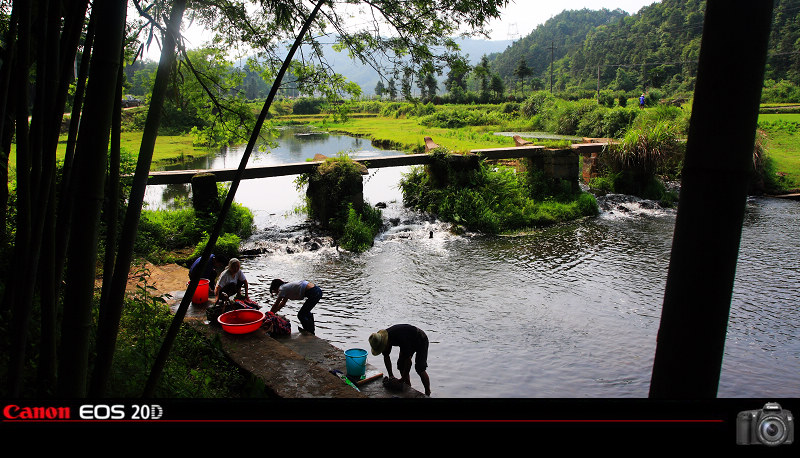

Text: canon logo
xmin=3 ymin=404 xmax=71 ymax=420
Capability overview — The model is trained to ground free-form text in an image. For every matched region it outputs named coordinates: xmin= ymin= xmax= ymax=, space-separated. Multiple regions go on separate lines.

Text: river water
xmin=145 ymin=127 xmax=800 ymax=398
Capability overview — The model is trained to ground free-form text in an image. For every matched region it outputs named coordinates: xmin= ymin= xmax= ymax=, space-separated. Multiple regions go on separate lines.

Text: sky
xmin=143 ymin=1 xmax=661 ymax=60
xmin=484 ymin=0 xmax=660 ymax=41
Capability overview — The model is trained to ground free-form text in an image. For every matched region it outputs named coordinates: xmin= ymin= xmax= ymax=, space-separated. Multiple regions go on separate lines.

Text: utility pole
xmin=649 ymin=0 xmax=773 ymax=399
xmin=597 ymin=64 xmax=600 ymax=100
xmin=549 ymin=42 xmax=555 ymax=93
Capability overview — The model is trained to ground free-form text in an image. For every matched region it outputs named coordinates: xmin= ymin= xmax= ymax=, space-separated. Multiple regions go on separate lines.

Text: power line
xmin=507 ymin=23 xmax=520 ymax=41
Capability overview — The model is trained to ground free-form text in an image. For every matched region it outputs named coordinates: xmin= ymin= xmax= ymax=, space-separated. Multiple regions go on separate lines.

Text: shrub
xmin=292 ymin=98 xmax=326 ymax=115
xmin=300 ymin=154 xmax=383 ymax=252
xmin=379 ymin=102 xmax=416 ymax=118
xmin=135 ymin=197 xmax=254 ymax=261
xmin=598 ymin=90 xmax=615 ymax=108
xmin=761 ymin=79 xmax=800 ymax=103
xmin=520 ymin=91 xmax=556 ymax=117
xmin=551 ymin=99 xmax=599 ymax=135
xmin=576 ymin=106 xmax=609 ymax=138
xmin=192 ymin=232 xmax=242 ymax=260
xmin=419 ymin=107 xmax=507 ymax=128
xmin=502 ymin=102 xmax=520 ymax=115
xmin=602 ymin=120 xmax=684 ymax=198
xmin=602 ymin=107 xmax=640 ymax=139
xmin=400 ymin=155 xmax=598 ymax=234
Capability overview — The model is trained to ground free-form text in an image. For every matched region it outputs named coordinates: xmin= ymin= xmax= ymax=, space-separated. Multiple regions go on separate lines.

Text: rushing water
xmin=145 ymin=127 xmax=800 ymax=398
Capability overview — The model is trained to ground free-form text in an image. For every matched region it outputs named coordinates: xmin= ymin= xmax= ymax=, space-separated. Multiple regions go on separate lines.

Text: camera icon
xmin=736 ymin=403 xmax=794 ymax=446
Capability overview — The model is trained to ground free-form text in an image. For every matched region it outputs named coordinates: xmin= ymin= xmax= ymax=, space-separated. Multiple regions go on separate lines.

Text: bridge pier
xmin=426 ymin=152 xmax=481 ymax=188
xmin=305 ymin=156 xmax=368 ymax=228
xmin=506 ymin=148 xmax=581 ymax=192
xmin=191 ymin=172 xmax=220 ymax=217
xmin=573 ymin=143 xmax=607 ymax=185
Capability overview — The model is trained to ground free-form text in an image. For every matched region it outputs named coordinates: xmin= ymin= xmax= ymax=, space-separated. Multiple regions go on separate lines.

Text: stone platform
xmin=175 ymin=295 xmax=426 ymax=399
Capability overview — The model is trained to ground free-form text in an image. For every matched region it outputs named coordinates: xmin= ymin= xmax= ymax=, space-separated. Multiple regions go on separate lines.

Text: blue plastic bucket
xmin=344 ymin=348 xmax=368 ymax=379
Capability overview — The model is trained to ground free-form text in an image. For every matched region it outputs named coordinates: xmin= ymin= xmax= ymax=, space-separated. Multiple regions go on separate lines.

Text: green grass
xmin=758 ymin=112 xmax=800 ymax=123
xmin=302 ymin=115 xmax=519 ymax=153
xmin=7 ymin=131 xmax=214 ymax=171
xmin=758 ymin=112 xmax=800 ymax=190
xmin=760 ymin=129 xmax=800 ymax=190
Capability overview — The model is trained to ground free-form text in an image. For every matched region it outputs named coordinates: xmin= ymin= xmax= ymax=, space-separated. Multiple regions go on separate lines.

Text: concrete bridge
xmin=145 ymin=140 xmax=608 ymax=186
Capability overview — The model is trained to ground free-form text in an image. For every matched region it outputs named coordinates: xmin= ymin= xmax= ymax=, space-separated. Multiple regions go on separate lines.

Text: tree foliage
xmin=478 ymin=0 xmax=800 ymax=99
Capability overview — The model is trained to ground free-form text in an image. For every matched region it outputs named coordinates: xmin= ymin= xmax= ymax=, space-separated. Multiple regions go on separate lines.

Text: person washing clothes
xmin=369 ymin=324 xmax=432 ymax=396
xmin=269 ymin=279 xmax=322 ymax=335
xmin=215 ymin=258 xmax=249 ymax=300
xmin=189 ymin=253 xmax=225 ymax=293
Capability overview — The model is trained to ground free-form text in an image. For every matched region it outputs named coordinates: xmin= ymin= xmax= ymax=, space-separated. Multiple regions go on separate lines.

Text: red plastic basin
xmin=218 ymin=309 xmax=265 ymax=334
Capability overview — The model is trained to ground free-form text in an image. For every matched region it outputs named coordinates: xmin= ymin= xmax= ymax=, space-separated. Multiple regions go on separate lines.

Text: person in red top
xmin=369 ymin=324 xmax=431 ymax=396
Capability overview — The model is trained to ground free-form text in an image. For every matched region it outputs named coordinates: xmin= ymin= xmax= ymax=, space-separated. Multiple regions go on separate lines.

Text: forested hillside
xmin=489 ymin=8 xmax=629 ymax=90
xmin=490 ymin=0 xmax=800 ymax=99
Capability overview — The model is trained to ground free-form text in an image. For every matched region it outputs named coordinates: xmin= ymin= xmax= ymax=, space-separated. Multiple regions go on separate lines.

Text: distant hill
xmin=324 ymin=37 xmax=513 ymax=95
xmin=488 ymin=0 xmax=800 ymax=95
xmin=488 ymin=8 xmax=629 ymax=84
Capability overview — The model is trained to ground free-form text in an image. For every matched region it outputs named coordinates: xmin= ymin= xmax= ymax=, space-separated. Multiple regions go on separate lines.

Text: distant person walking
xmin=269 ymin=279 xmax=322 ymax=334
xmin=369 ymin=324 xmax=432 ymax=396
xmin=639 ymin=93 xmax=646 ymax=109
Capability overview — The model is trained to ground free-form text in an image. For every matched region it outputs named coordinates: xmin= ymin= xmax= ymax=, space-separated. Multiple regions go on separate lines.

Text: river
xmin=144 ymin=127 xmax=800 ymax=398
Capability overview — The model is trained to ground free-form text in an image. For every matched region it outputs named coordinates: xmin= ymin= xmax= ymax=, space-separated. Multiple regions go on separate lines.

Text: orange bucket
xmin=190 ymin=279 xmax=210 ymax=304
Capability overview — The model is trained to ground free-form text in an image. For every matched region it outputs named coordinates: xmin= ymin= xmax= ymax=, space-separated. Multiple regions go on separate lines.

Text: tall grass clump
xmin=337 ymin=203 xmax=383 ymax=252
xmin=600 ymin=120 xmax=684 ymax=200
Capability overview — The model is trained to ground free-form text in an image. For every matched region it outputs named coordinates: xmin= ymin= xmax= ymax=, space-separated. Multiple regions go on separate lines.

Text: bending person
xmin=269 ymin=279 xmax=322 ymax=335
xmin=188 ymin=253 xmax=225 ymax=293
xmin=369 ymin=324 xmax=431 ymax=396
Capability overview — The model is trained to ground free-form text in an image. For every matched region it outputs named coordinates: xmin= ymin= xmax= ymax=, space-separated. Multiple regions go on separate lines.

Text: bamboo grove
xmin=0 ymin=0 xmax=510 ymax=398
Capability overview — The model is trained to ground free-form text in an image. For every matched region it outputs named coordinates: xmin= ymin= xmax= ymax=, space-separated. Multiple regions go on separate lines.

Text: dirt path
xmin=102 ymin=260 xmax=191 ymax=299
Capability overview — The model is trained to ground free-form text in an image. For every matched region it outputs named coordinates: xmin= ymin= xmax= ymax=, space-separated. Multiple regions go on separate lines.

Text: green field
xmin=7 ymin=131 xmax=212 ymax=173
xmin=4 ymin=108 xmax=798 ymax=193
xmin=298 ymin=115 xmax=517 ymax=153
xmin=758 ymin=112 xmax=800 ymax=190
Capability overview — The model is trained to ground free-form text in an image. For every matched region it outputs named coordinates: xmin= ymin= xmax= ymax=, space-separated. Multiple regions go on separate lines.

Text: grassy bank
xmin=758 ymin=112 xmax=800 ymax=190
xmin=107 ymin=275 xmax=269 ymax=398
xmin=7 ymin=130 xmax=212 ymax=170
xmin=301 ymin=115 xmax=516 ymax=153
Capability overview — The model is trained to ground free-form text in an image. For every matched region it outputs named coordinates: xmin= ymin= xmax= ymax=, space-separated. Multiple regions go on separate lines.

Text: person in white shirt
xmin=214 ymin=258 xmax=249 ymax=300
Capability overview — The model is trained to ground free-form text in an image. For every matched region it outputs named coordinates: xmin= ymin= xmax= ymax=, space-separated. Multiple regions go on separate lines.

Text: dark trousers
xmin=298 ymin=285 xmax=322 ymax=333
xmin=220 ymin=280 xmax=244 ymax=298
